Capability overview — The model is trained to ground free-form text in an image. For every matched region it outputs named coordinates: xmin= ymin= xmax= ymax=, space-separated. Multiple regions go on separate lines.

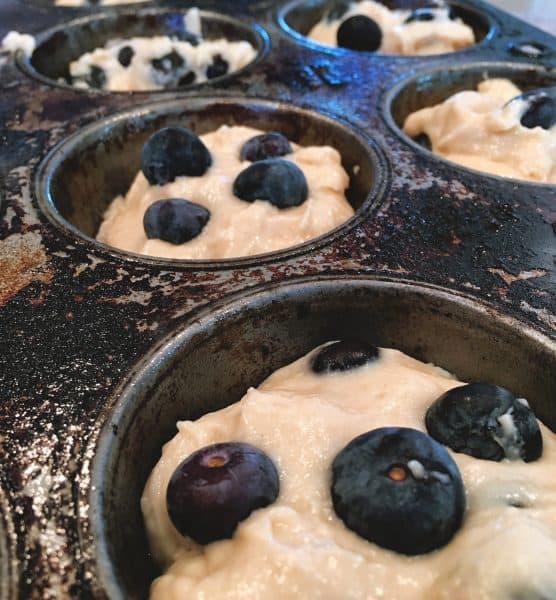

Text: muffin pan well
xmin=386 ymin=61 xmax=556 ymax=184
xmin=279 ymin=0 xmax=494 ymax=55
xmin=19 ymin=8 xmax=268 ymax=92
xmin=91 ymin=276 xmax=556 ymax=599
xmin=37 ymin=97 xmax=385 ymax=265
xmin=0 ymin=0 xmax=555 ymax=596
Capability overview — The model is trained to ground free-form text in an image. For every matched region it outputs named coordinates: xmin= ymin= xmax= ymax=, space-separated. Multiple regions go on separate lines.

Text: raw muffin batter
xmin=403 ymin=78 xmax=556 ymax=183
xmin=308 ymin=0 xmax=475 ymax=55
xmin=67 ymin=10 xmax=257 ymax=91
xmin=97 ymin=125 xmax=353 ymax=259
xmin=141 ymin=343 xmax=556 ymax=599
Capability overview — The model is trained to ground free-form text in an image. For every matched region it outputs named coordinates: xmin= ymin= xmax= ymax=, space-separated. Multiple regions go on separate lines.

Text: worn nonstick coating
xmin=91 ymin=276 xmax=556 ymax=599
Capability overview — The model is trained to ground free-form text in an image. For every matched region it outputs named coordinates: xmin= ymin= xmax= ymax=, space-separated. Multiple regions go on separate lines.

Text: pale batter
xmin=308 ymin=0 xmax=475 ymax=55
xmin=403 ymin=78 xmax=556 ymax=183
xmin=97 ymin=125 xmax=353 ymax=259
xmin=141 ymin=345 xmax=556 ymax=599
xmin=68 ymin=10 xmax=256 ymax=91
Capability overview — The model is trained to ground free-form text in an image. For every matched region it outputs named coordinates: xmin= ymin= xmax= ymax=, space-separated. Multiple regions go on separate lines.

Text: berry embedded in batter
xmin=233 ymin=158 xmax=309 ymax=208
xmin=141 ymin=127 xmax=212 ymax=186
xmin=143 ymin=198 xmax=210 ymax=245
xmin=336 ymin=15 xmax=382 ymax=52
xmin=166 ymin=442 xmax=280 ymax=544
xmin=331 ymin=427 xmax=466 ymax=555
xmin=239 ymin=132 xmax=293 ymax=163
xmin=311 ymin=339 xmax=380 ymax=373
xmin=519 ymin=88 xmax=556 ymax=130
xmin=425 ymin=383 xmax=543 ymax=462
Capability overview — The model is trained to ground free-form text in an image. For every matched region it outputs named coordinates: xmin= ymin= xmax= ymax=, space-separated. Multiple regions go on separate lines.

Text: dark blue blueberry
xmin=404 ymin=8 xmax=436 ymax=23
xmin=143 ymin=198 xmax=210 ymax=244
xmin=336 ymin=15 xmax=382 ymax=52
xmin=405 ymin=3 xmax=456 ymax=23
xmin=87 ymin=65 xmax=106 ymax=89
xmin=206 ymin=54 xmax=229 ymax=79
xmin=141 ymin=127 xmax=212 ymax=185
xmin=240 ymin=132 xmax=292 ymax=163
xmin=178 ymin=71 xmax=196 ymax=86
xmin=166 ymin=442 xmax=280 ymax=544
xmin=311 ymin=340 xmax=379 ymax=374
xmin=152 ymin=50 xmax=184 ymax=73
xmin=326 ymin=1 xmax=351 ymax=22
xmin=331 ymin=427 xmax=465 ymax=555
xmin=414 ymin=133 xmax=432 ymax=151
xmin=426 ymin=383 xmax=543 ymax=462
xmin=233 ymin=159 xmax=308 ymax=209
xmin=117 ymin=45 xmax=134 ymax=68
xmin=151 ymin=50 xmax=190 ymax=88
xmin=520 ymin=89 xmax=556 ymax=130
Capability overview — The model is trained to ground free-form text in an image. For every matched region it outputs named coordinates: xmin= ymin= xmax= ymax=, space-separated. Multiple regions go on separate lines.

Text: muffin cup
xmin=35 ymin=96 xmax=387 ymax=267
xmin=385 ymin=61 xmax=556 ymax=186
xmin=18 ymin=8 xmax=268 ymax=92
xmin=278 ymin=0 xmax=494 ymax=57
xmin=89 ymin=275 xmax=556 ymax=599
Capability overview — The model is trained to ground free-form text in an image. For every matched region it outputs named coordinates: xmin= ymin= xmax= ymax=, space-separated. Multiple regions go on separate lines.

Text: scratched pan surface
xmin=0 ymin=0 xmax=554 ymax=597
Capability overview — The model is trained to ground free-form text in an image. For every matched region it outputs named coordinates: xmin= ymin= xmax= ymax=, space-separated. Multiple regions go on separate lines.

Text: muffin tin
xmin=0 ymin=0 xmax=555 ymax=597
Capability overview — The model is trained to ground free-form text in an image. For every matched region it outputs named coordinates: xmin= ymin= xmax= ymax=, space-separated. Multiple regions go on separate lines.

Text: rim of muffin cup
xmin=384 ymin=61 xmax=556 ymax=187
xmin=278 ymin=0 xmax=496 ymax=59
xmin=17 ymin=8 xmax=269 ymax=94
xmin=86 ymin=274 xmax=556 ymax=599
xmin=35 ymin=96 xmax=389 ymax=268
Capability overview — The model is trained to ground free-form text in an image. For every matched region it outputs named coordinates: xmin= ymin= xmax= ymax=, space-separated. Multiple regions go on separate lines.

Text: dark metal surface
xmin=0 ymin=0 xmax=555 ymax=597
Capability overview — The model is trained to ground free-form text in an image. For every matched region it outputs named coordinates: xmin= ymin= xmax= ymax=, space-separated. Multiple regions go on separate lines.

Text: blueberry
xmin=87 ymin=65 xmax=106 ymax=89
xmin=520 ymin=92 xmax=556 ymax=130
xmin=166 ymin=442 xmax=280 ymax=544
xmin=326 ymin=1 xmax=351 ymax=22
xmin=331 ymin=427 xmax=465 ymax=555
xmin=141 ymin=127 xmax=212 ymax=185
xmin=233 ymin=159 xmax=308 ymax=209
xmin=143 ymin=198 xmax=210 ymax=244
xmin=336 ymin=15 xmax=382 ymax=52
xmin=152 ymin=50 xmax=184 ymax=73
xmin=206 ymin=54 xmax=229 ymax=79
xmin=178 ymin=71 xmax=196 ymax=86
xmin=404 ymin=8 xmax=436 ymax=23
xmin=425 ymin=383 xmax=543 ymax=462
xmin=414 ymin=133 xmax=432 ymax=151
xmin=117 ymin=45 xmax=134 ymax=68
xmin=311 ymin=340 xmax=379 ymax=374
xmin=174 ymin=30 xmax=200 ymax=46
xmin=151 ymin=50 xmax=189 ymax=88
xmin=240 ymin=132 xmax=292 ymax=163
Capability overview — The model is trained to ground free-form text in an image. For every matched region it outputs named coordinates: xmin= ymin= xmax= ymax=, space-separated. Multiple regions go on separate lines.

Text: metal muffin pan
xmin=36 ymin=96 xmax=386 ymax=266
xmin=20 ymin=8 xmax=269 ymax=92
xmin=91 ymin=276 xmax=556 ymax=599
xmin=0 ymin=0 xmax=555 ymax=596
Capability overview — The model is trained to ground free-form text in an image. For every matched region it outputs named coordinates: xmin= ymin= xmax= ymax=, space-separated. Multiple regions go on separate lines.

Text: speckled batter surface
xmin=142 ymin=345 xmax=556 ymax=599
